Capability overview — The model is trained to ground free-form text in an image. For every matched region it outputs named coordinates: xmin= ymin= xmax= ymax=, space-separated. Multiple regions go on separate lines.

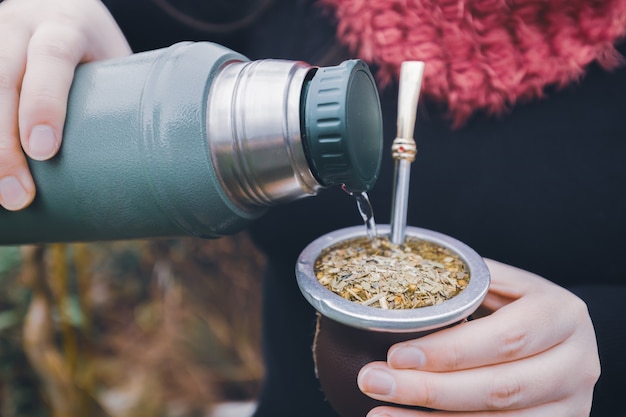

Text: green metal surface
xmin=0 ymin=42 xmax=261 ymax=245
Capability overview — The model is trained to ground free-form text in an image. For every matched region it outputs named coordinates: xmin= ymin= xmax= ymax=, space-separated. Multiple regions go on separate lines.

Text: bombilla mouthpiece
xmin=390 ymin=61 xmax=425 ymax=245
xmin=396 ymin=61 xmax=425 ymax=142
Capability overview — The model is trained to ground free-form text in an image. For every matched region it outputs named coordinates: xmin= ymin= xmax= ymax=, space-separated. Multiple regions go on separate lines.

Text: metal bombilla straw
xmin=389 ymin=61 xmax=425 ymax=245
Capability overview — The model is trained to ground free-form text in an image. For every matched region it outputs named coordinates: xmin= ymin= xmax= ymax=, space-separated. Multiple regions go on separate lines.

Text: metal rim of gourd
xmin=296 ymin=225 xmax=491 ymax=333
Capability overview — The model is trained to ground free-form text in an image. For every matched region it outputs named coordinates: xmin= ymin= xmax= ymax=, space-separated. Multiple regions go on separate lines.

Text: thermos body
xmin=3 ymin=42 xmax=257 ymax=244
xmin=0 ymin=42 xmax=383 ymax=245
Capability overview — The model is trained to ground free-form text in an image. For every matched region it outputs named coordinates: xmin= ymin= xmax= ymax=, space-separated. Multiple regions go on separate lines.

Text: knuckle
xmin=22 ymin=88 xmax=65 ymax=111
xmin=0 ymin=140 xmax=14 ymax=153
xmin=30 ymin=25 xmax=84 ymax=64
xmin=0 ymin=149 xmax=26 ymax=174
xmin=440 ymin=342 xmax=464 ymax=370
xmin=30 ymin=37 xmax=78 ymax=63
xmin=0 ymin=141 xmax=21 ymax=158
xmin=417 ymin=378 xmax=439 ymax=409
xmin=485 ymin=375 xmax=523 ymax=410
xmin=496 ymin=327 xmax=529 ymax=361
xmin=392 ymin=373 xmax=438 ymax=408
xmin=0 ymin=57 xmax=20 ymax=92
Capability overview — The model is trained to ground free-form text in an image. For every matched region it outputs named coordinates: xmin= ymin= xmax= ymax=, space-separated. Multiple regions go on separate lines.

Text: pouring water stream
xmin=343 ymin=61 xmax=425 ymax=245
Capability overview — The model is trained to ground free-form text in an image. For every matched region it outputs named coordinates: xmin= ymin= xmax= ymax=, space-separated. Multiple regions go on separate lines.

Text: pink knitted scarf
xmin=318 ymin=0 xmax=626 ymax=126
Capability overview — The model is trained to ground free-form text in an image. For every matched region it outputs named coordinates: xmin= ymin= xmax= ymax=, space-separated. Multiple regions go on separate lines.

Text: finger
xmin=359 ymin=343 xmax=584 ymax=412
xmin=367 ymin=397 xmax=591 ymax=417
xmin=387 ymin=273 xmax=581 ymax=372
xmin=19 ymin=22 xmax=88 ymax=161
xmin=388 ymin=298 xmax=576 ymax=371
xmin=0 ymin=26 xmax=36 ymax=210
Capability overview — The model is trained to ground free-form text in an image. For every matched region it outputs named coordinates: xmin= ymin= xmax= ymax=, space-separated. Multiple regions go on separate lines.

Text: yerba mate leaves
xmin=315 ymin=236 xmax=468 ymax=309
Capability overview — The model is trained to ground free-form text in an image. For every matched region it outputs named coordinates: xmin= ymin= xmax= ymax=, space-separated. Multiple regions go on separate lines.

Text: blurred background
xmin=0 ymin=233 xmax=265 ymax=417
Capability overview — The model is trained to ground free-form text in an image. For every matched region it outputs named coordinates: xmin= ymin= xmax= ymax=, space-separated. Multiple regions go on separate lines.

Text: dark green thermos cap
xmin=302 ymin=59 xmax=383 ymax=193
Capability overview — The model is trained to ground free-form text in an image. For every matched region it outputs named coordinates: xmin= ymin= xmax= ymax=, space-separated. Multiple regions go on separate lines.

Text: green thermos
xmin=0 ymin=41 xmax=383 ymax=245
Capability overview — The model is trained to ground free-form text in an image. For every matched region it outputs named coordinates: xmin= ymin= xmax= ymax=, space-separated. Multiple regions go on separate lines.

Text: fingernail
xmin=28 ymin=125 xmax=58 ymax=160
xmin=367 ymin=412 xmax=391 ymax=417
xmin=0 ymin=176 xmax=29 ymax=210
xmin=388 ymin=345 xmax=426 ymax=368
xmin=358 ymin=367 xmax=395 ymax=396
xmin=367 ymin=411 xmax=392 ymax=417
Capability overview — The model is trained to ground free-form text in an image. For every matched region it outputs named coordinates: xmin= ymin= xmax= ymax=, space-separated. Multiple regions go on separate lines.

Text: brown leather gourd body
xmin=313 ymin=314 xmax=454 ymax=416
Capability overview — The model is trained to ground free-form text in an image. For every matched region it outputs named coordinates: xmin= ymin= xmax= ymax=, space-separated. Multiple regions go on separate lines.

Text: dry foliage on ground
xmin=0 ymin=233 xmax=265 ymax=417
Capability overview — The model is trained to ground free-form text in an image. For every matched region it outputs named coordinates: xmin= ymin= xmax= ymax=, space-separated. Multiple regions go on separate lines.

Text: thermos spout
xmin=209 ymin=58 xmax=383 ymax=211
xmin=207 ymin=59 xmax=322 ymax=209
